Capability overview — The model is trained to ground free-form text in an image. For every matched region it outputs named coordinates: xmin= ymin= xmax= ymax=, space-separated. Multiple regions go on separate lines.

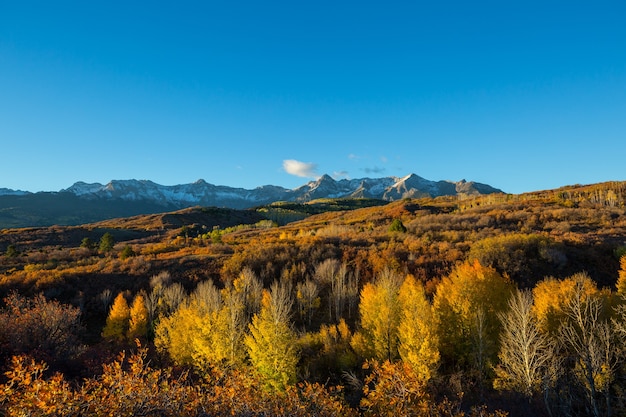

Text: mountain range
xmin=0 ymin=174 xmax=502 ymax=228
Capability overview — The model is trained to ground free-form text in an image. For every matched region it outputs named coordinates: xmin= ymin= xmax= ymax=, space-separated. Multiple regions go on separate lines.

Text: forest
xmin=1 ymin=181 xmax=626 ymax=416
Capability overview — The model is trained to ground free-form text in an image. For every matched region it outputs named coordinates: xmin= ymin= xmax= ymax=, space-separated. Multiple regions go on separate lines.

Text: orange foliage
xmin=0 ymin=344 xmax=356 ymax=417
xmin=361 ymin=360 xmax=507 ymax=417
xmin=532 ymin=272 xmax=601 ymax=333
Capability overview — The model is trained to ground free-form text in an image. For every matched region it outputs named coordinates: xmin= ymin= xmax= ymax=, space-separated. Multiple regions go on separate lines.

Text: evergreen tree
xmin=388 ymin=218 xmax=407 ymax=233
xmin=119 ymin=244 xmax=135 ymax=260
xmin=99 ymin=232 xmax=115 ymax=253
xmin=80 ymin=237 xmax=94 ymax=250
xmin=5 ymin=244 xmax=18 ymax=258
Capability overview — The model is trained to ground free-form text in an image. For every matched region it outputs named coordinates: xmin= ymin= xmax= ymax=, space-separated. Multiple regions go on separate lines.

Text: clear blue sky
xmin=1 ymin=1 xmax=625 ymax=194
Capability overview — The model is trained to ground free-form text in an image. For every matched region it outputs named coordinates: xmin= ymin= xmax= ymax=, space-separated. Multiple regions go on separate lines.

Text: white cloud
xmin=333 ymin=171 xmax=349 ymax=179
xmin=363 ymin=166 xmax=386 ymax=175
xmin=283 ymin=159 xmax=319 ymax=178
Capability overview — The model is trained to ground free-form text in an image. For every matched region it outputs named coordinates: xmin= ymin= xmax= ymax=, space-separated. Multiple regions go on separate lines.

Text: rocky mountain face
xmin=0 ymin=174 xmax=502 ymax=228
xmin=60 ymin=174 xmax=502 ymax=208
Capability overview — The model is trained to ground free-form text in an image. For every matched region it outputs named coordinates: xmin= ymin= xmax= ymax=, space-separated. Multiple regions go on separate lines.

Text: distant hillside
xmin=1 ymin=181 xmax=625 ymax=294
xmin=0 ymin=199 xmax=387 ymax=252
xmin=0 ymin=174 xmax=502 ymax=228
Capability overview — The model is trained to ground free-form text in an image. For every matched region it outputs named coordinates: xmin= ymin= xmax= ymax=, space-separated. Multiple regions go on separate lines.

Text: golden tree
xmin=433 ymin=260 xmax=514 ymax=378
xmin=102 ymin=293 xmax=130 ymax=341
xmin=397 ymin=274 xmax=439 ymax=382
xmin=156 ymin=279 xmax=252 ymax=374
xmin=193 ymin=282 xmax=247 ymax=370
xmin=616 ymin=255 xmax=626 ymax=296
xmin=360 ymin=360 xmax=431 ymax=417
xmin=532 ymin=273 xmax=601 ymax=334
xmin=352 ymin=269 xmax=403 ymax=362
xmin=128 ymin=294 xmax=149 ymax=340
xmin=245 ymin=281 xmax=299 ymax=391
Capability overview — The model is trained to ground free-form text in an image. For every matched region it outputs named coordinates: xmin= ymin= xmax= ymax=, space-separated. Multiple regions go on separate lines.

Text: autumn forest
xmin=2 ymin=182 xmax=626 ymax=416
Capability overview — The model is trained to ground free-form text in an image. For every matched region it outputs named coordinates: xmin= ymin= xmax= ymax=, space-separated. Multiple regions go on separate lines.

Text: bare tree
xmin=235 ymin=267 xmax=263 ymax=321
xmin=160 ymin=283 xmax=187 ymax=317
xmin=268 ymin=279 xmax=294 ymax=326
xmin=191 ymin=280 xmax=222 ymax=314
xmin=346 ymin=266 xmax=360 ymax=320
xmin=559 ymin=280 xmax=619 ymax=417
xmin=99 ymin=288 xmax=113 ymax=312
xmin=314 ymin=258 xmax=340 ymax=321
xmin=219 ymin=281 xmax=248 ymax=366
xmin=145 ymin=271 xmax=174 ymax=323
xmin=330 ymin=263 xmax=353 ymax=322
xmin=495 ymin=289 xmax=557 ymax=399
xmin=472 ymin=308 xmax=489 ymax=401
xmin=145 ymin=287 xmax=162 ymax=325
xmin=150 ymin=271 xmax=172 ymax=289
xmin=296 ymin=278 xmax=320 ymax=327
xmin=314 ymin=259 xmax=360 ymax=323
xmin=0 ymin=293 xmax=84 ymax=363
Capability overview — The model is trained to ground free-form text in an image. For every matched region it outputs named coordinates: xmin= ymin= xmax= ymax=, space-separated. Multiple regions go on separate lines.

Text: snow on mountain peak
xmin=62 ymin=181 xmax=105 ymax=196
xmin=28 ymin=174 xmax=502 ymax=210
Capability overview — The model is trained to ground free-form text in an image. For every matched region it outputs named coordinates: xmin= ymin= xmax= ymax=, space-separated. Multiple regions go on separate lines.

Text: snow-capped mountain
xmin=0 ymin=175 xmax=502 ymax=228
xmin=56 ymin=174 xmax=501 ymax=208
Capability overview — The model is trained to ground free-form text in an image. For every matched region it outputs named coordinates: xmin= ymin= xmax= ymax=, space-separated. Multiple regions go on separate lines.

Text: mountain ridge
xmin=58 ymin=174 xmax=502 ymax=206
xmin=0 ymin=174 xmax=503 ymax=228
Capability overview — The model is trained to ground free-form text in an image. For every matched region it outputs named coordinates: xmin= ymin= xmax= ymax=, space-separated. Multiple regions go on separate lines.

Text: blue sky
xmin=1 ymin=1 xmax=625 ymax=194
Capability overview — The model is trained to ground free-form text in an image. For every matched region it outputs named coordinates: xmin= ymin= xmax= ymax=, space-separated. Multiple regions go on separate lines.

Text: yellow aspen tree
xmin=433 ymin=260 xmax=514 ymax=374
xmin=360 ymin=360 xmax=431 ymax=417
xmin=193 ymin=283 xmax=247 ymax=370
xmin=245 ymin=281 xmax=299 ymax=391
xmin=616 ymin=255 xmax=626 ymax=296
xmin=397 ymin=274 xmax=439 ymax=382
xmin=316 ymin=318 xmax=358 ymax=370
xmin=186 ymin=279 xmax=225 ymax=371
xmin=156 ymin=279 xmax=252 ymax=374
xmin=351 ymin=269 xmax=403 ymax=361
xmin=156 ymin=281 xmax=221 ymax=371
xmin=154 ymin=301 xmax=201 ymax=367
xmin=102 ymin=293 xmax=130 ymax=341
xmin=190 ymin=307 xmax=223 ymax=371
xmin=532 ymin=273 xmax=600 ymax=334
xmin=128 ymin=294 xmax=149 ymax=340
